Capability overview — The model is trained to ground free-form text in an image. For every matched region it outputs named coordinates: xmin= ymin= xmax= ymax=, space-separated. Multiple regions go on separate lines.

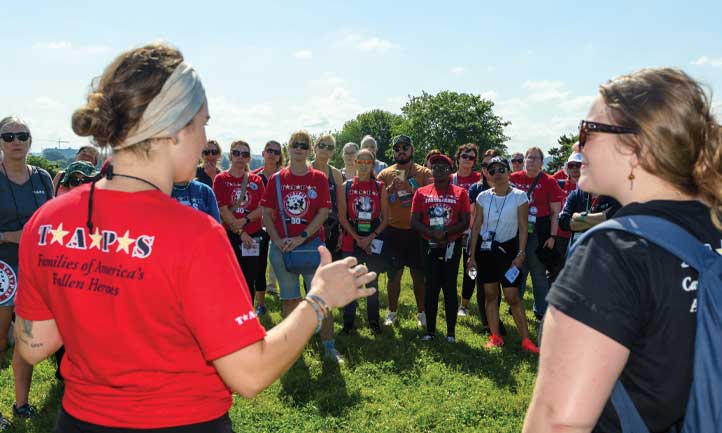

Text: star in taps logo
xmin=36 ymin=223 xmax=155 ymax=259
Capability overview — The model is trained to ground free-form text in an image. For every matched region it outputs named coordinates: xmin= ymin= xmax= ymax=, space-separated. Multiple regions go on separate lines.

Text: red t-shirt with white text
xmin=452 ymin=171 xmax=482 ymax=191
xmin=213 ymin=171 xmax=265 ymax=234
xmin=411 ymin=183 xmax=470 ymax=241
xmin=341 ymin=178 xmax=385 ymax=252
xmin=509 ymin=171 xmax=565 ymax=218
xmin=260 ymin=167 xmax=331 ymax=241
xmin=15 ymin=185 xmax=266 ymax=429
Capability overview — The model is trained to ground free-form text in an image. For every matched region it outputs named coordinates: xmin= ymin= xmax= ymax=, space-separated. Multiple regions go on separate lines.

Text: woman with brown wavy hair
xmin=196 ymin=139 xmax=221 ymax=187
xmin=12 ymin=43 xmax=375 ymax=432
xmin=524 ymin=68 xmax=722 ymax=432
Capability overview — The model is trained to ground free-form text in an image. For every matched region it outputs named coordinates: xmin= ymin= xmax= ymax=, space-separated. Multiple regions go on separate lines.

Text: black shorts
xmin=474 ymin=236 xmax=522 ymax=288
xmin=55 ymin=408 xmax=235 ymax=433
xmin=385 ymin=226 xmax=425 ymax=271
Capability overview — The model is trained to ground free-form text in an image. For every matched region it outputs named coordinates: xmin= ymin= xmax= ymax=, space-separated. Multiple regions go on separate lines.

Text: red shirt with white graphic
xmin=452 ymin=171 xmax=482 ymax=191
xmin=509 ymin=171 xmax=565 ymax=218
xmin=15 ymin=185 xmax=266 ymax=429
xmin=411 ymin=183 xmax=470 ymax=241
xmin=341 ymin=178 xmax=385 ymax=252
xmin=553 ymin=170 xmax=567 ymax=180
xmin=556 ymin=177 xmax=577 ymax=239
xmin=213 ymin=171 xmax=265 ymax=234
xmin=260 ymin=167 xmax=331 ymax=241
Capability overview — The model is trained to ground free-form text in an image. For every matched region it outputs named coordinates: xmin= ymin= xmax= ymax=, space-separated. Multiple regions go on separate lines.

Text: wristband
xmin=579 ymin=211 xmax=588 ymax=223
xmin=306 ymin=294 xmax=330 ymax=317
xmin=516 ymin=251 xmax=526 ymax=257
xmin=303 ymin=298 xmax=324 ymax=334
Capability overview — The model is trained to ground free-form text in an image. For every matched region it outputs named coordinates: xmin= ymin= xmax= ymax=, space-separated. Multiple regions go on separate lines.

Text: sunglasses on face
xmin=317 ymin=142 xmax=335 ymax=151
xmin=202 ymin=149 xmax=220 ymax=156
xmin=264 ymin=148 xmax=281 ymax=156
xmin=578 ymin=120 xmax=638 ymax=149
xmin=511 ymin=158 xmax=524 ymax=164
xmin=393 ymin=144 xmax=411 ymax=152
xmin=356 ymin=159 xmax=374 ymax=166
xmin=567 ymin=162 xmax=582 ymax=169
xmin=68 ymin=176 xmax=93 ymax=187
xmin=488 ymin=167 xmax=507 ymax=176
xmin=291 ymin=142 xmax=309 ymax=150
xmin=1 ymin=132 xmax=31 ymax=142
xmin=231 ymin=150 xmax=251 ymax=158
xmin=459 ymin=154 xmax=476 ymax=161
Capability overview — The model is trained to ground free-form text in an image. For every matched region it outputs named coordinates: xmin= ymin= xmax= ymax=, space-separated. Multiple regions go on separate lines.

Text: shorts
xmin=385 ymin=226 xmax=424 ymax=271
xmin=55 ymin=408 xmax=235 ymax=433
xmin=268 ymin=242 xmax=315 ymax=300
xmin=474 ymin=236 xmax=522 ymax=288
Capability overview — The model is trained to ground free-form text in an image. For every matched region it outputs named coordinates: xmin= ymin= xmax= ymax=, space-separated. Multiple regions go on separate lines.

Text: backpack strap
xmin=275 ymin=174 xmax=289 ymax=238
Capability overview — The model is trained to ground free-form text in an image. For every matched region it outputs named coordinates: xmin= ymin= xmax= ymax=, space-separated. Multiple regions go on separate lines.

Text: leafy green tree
xmin=41 ymin=149 xmax=67 ymax=162
xmin=333 ymin=110 xmax=403 ymax=167
xmin=546 ymin=133 xmax=579 ymax=174
xmin=390 ymin=91 xmax=510 ymax=164
xmin=27 ymin=155 xmax=61 ymax=178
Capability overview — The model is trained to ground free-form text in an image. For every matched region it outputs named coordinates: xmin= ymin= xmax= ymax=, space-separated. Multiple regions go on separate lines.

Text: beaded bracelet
xmin=306 ymin=294 xmax=330 ymax=317
xmin=303 ymin=298 xmax=324 ymax=334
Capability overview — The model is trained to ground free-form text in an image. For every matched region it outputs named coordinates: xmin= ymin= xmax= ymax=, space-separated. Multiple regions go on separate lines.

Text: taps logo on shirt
xmin=231 ymin=189 xmax=249 ymax=207
xmin=0 ymin=261 xmax=17 ymax=305
xmin=284 ymin=192 xmax=309 ymax=218
xmin=36 ymin=224 xmax=155 ymax=259
xmin=428 ymin=204 xmax=452 ymax=224
xmin=353 ymin=196 xmax=374 ymax=215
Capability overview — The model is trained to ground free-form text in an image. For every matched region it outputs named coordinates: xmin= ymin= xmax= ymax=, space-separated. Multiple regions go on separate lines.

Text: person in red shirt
xmin=13 ymin=43 xmax=376 ymax=432
xmin=509 ymin=147 xmax=565 ymax=320
xmin=213 ymin=140 xmax=266 ymax=301
xmin=510 ymin=152 xmax=525 ymax=173
xmin=411 ymin=154 xmax=470 ymax=342
xmin=261 ymin=130 xmax=344 ymax=363
xmin=338 ymin=149 xmax=389 ymax=335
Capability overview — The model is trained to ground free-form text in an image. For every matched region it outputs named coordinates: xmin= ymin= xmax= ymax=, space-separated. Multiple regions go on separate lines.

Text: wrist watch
xmin=300 ymin=230 xmax=309 ymax=239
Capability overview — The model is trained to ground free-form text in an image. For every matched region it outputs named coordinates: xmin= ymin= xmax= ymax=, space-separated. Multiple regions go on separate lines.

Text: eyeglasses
xmin=1 ymin=132 xmax=31 ymax=142
xmin=579 ymin=120 xmax=638 ymax=149
xmin=317 ymin=142 xmax=335 ymax=151
xmin=488 ymin=167 xmax=507 ymax=176
xmin=459 ymin=154 xmax=476 ymax=161
xmin=68 ymin=176 xmax=93 ymax=187
xmin=264 ymin=148 xmax=281 ymax=155
xmin=393 ymin=144 xmax=411 ymax=152
xmin=567 ymin=162 xmax=581 ymax=169
xmin=511 ymin=158 xmax=524 ymax=164
xmin=356 ymin=159 xmax=374 ymax=166
xmin=231 ymin=150 xmax=251 ymax=158
xmin=291 ymin=142 xmax=310 ymax=150
xmin=202 ymin=149 xmax=220 ymax=156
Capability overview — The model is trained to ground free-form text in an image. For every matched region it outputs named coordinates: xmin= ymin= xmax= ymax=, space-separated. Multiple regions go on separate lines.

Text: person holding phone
xmin=467 ymin=157 xmax=538 ymax=353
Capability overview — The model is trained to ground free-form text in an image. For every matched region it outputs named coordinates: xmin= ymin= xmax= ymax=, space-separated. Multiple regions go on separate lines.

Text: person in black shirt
xmin=195 ymin=139 xmax=221 ymax=187
xmin=523 ymin=68 xmax=722 ymax=433
xmin=558 ymin=188 xmax=621 ymax=244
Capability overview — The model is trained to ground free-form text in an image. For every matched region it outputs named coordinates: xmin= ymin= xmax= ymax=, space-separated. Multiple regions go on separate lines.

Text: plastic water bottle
xmin=467 ymin=266 xmax=477 ymax=280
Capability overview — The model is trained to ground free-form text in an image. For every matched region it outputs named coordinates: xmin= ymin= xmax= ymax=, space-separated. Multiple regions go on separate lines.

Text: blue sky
xmin=3 ymin=0 xmax=721 ymax=155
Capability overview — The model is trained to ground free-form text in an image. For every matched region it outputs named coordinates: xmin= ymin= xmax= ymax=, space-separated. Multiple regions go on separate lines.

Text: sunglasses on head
xmin=578 ymin=120 xmax=638 ymax=149
xmin=356 ymin=159 xmax=374 ymax=166
xmin=393 ymin=144 xmax=411 ymax=152
xmin=231 ymin=150 xmax=251 ymax=158
xmin=488 ymin=166 xmax=507 ymax=176
xmin=264 ymin=148 xmax=281 ymax=155
xmin=567 ymin=162 xmax=582 ymax=169
xmin=291 ymin=142 xmax=309 ymax=150
xmin=459 ymin=154 xmax=476 ymax=161
xmin=1 ymin=132 xmax=31 ymax=143
xmin=511 ymin=158 xmax=524 ymax=164
xmin=317 ymin=142 xmax=335 ymax=151
xmin=68 ymin=176 xmax=93 ymax=187
xmin=202 ymin=149 xmax=220 ymax=156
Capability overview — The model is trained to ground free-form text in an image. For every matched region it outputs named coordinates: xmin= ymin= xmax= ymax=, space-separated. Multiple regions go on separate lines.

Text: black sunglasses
xmin=231 ymin=150 xmax=251 ymax=158
xmin=317 ymin=142 xmax=335 ymax=151
xmin=579 ymin=120 xmax=638 ymax=149
xmin=265 ymin=148 xmax=281 ymax=155
xmin=393 ymin=144 xmax=411 ymax=152
xmin=68 ymin=176 xmax=93 ymax=187
xmin=488 ymin=167 xmax=507 ymax=176
xmin=1 ymin=132 xmax=31 ymax=142
xmin=202 ymin=149 xmax=220 ymax=156
xmin=460 ymin=154 xmax=476 ymax=161
xmin=511 ymin=158 xmax=524 ymax=164
xmin=567 ymin=162 xmax=582 ymax=169
xmin=291 ymin=142 xmax=310 ymax=150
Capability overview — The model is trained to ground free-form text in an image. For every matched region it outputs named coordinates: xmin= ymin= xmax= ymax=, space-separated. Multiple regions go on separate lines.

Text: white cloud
xmin=293 ymin=50 xmax=312 ymax=59
xmin=451 ymin=66 xmax=465 ymax=75
xmin=522 ymin=80 xmax=569 ymax=102
xmin=310 ymin=72 xmax=345 ymax=88
xmin=692 ymin=56 xmax=722 ymax=67
xmin=480 ymin=90 xmax=497 ymax=101
xmin=34 ymin=41 xmax=72 ymax=50
xmin=32 ymin=41 xmax=110 ymax=56
xmin=358 ymin=37 xmax=399 ymax=52
xmin=558 ymin=95 xmax=596 ymax=113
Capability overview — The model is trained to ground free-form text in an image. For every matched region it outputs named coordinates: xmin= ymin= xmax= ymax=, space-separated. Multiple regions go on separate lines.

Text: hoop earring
xmin=628 ymin=169 xmax=635 ymax=190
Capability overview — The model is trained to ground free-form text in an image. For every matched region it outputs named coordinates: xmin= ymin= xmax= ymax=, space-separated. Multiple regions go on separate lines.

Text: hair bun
xmin=72 ymin=92 xmax=117 ymax=147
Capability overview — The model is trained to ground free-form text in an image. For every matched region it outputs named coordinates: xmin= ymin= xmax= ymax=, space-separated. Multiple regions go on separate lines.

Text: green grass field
xmin=0 ymin=271 xmax=539 ymax=433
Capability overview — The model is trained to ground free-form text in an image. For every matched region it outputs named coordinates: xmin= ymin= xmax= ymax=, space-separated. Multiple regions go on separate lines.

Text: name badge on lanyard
xmin=430 ymin=216 xmax=445 ymax=231
xmin=528 ymin=205 xmax=537 ymax=233
xmin=357 ymin=196 xmax=372 ymax=233
xmin=480 ymin=230 xmax=495 ymax=251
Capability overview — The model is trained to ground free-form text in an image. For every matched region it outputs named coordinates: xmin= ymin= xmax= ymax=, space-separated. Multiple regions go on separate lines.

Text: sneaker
xmin=521 ymin=337 xmax=540 ymax=354
xmin=255 ymin=305 xmax=267 ymax=316
xmin=417 ymin=312 xmax=427 ymax=328
xmin=484 ymin=333 xmax=504 ymax=349
xmin=446 ymin=336 xmax=456 ymax=343
xmin=0 ymin=413 xmax=13 ymax=431
xmin=420 ymin=334 xmax=434 ymax=341
xmin=457 ymin=306 xmax=468 ymax=317
xmin=383 ymin=311 xmax=397 ymax=326
xmin=324 ymin=347 xmax=345 ymax=364
xmin=12 ymin=403 xmax=38 ymax=418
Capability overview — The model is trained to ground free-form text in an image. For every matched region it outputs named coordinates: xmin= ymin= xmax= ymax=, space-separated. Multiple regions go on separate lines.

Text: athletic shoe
xmin=0 ymin=413 xmax=13 ymax=431
xmin=484 ymin=333 xmax=504 ymax=349
xmin=255 ymin=305 xmax=267 ymax=316
xmin=383 ymin=311 xmax=397 ymax=326
xmin=521 ymin=338 xmax=540 ymax=354
xmin=417 ymin=312 xmax=427 ymax=328
xmin=447 ymin=336 xmax=456 ymax=343
xmin=420 ymin=334 xmax=434 ymax=341
xmin=457 ymin=306 xmax=468 ymax=317
xmin=324 ymin=347 xmax=345 ymax=364
xmin=12 ymin=403 xmax=38 ymax=419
